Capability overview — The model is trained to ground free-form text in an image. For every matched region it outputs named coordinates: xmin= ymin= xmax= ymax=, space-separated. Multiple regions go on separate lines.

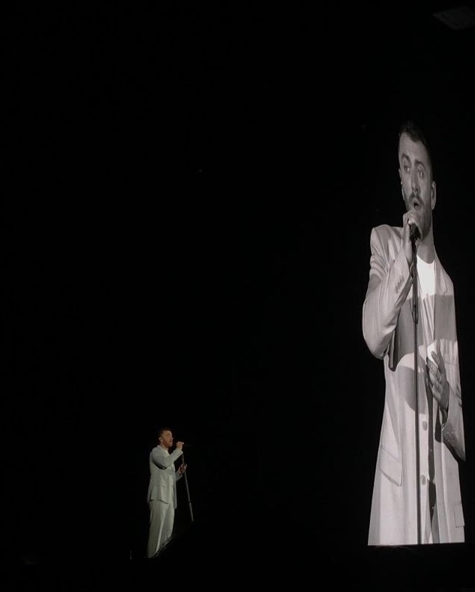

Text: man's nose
xmin=411 ymin=171 xmax=420 ymax=194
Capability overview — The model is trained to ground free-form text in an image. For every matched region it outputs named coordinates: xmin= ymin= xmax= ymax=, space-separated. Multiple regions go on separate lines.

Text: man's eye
xmin=418 ymin=169 xmax=424 ymax=178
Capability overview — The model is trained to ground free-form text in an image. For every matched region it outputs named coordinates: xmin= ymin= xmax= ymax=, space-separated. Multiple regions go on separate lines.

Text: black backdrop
xmin=1 ymin=2 xmax=475 ymax=589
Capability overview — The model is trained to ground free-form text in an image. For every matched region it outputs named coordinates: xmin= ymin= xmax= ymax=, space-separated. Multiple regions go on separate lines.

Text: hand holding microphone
xmin=403 ymin=209 xmax=421 ymax=265
xmin=409 ymin=222 xmax=420 ymax=241
xmin=177 ymin=441 xmax=188 ymax=475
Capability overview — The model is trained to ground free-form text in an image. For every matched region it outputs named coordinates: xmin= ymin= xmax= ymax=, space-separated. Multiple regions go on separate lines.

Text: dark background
xmin=1 ymin=1 xmax=475 ymax=589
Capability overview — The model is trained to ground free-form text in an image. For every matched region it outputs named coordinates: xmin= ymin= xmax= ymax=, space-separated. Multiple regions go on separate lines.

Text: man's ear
xmin=431 ymin=181 xmax=437 ymax=210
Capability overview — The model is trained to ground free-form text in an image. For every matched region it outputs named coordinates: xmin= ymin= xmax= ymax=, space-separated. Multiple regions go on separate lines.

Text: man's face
xmin=159 ymin=430 xmax=173 ymax=449
xmin=398 ymin=132 xmax=436 ymax=240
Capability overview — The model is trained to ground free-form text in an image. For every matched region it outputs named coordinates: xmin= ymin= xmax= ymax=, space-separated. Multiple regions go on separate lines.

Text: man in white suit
xmin=146 ymin=427 xmax=187 ymax=558
xmin=362 ymin=120 xmax=465 ymax=545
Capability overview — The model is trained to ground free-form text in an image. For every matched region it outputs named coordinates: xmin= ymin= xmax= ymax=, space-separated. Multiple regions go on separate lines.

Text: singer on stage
xmin=146 ymin=428 xmax=187 ymax=558
xmin=362 ymin=120 xmax=465 ymax=545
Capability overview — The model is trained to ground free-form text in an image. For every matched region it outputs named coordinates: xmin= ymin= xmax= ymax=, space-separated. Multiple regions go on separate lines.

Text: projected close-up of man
xmin=362 ymin=120 xmax=465 ymax=546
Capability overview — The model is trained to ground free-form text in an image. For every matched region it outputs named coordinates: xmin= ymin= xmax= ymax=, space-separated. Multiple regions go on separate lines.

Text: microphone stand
xmin=182 ymin=453 xmax=194 ymax=522
xmin=411 ymin=236 xmax=421 ymax=545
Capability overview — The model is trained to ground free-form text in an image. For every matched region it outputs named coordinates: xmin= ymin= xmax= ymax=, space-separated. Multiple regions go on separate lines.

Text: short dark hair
xmin=158 ymin=427 xmax=172 ymax=440
xmin=398 ymin=119 xmax=434 ymax=178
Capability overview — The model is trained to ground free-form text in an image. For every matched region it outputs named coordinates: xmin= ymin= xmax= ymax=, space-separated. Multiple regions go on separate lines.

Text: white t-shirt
xmin=417 ymin=255 xmax=436 ymax=358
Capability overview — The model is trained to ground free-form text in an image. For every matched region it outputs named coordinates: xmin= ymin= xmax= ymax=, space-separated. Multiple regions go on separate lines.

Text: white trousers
xmin=147 ymin=500 xmax=175 ymax=558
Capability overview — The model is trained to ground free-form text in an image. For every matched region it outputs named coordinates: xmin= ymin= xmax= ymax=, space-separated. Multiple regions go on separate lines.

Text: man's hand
xmin=425 ymin=349 xmax=449 ymax=421
xmin=178 ymin=463 xmax=187 ymax=475
xmin=175 ymin=441 xmax=184 ymax=450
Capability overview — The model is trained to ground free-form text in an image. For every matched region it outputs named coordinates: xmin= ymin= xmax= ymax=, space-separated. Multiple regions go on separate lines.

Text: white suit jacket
xmin=147 ymin=446 xmax=183 ymax=507
xmin=362 ymin=224 xmax=465 ymax=545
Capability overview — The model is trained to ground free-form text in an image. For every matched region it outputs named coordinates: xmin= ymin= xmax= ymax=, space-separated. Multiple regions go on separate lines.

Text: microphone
xmin=409 ymin=222 xmax=420 ymax=241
